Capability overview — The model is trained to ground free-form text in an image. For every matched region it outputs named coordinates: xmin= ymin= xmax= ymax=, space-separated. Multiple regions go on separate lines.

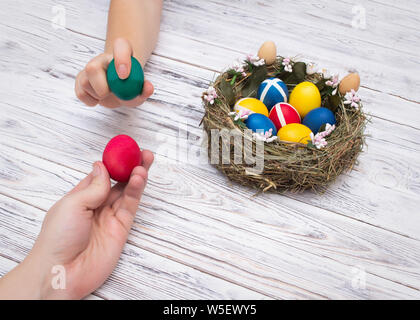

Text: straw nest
xmin=201 ymin=56 xmax=367 ymax=193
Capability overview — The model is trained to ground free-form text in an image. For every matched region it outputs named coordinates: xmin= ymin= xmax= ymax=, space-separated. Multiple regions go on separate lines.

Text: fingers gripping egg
xmin=103 ymin=135 xmax=142 ymax=182
xmin=106 ymin=56 xmax=144 ymax=100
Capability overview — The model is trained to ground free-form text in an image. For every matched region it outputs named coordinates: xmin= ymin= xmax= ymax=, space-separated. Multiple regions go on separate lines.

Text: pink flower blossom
xmin=203 ymin=86 xmax=218 ymax=105
xmin=326 ymin=74 xmax=339 ymax=95
xmin=231 ymin=61 xmax=247 ymax=76
xmin=253 ymin=128 xmax=277 ymax=143
xmin=282 ymin=57 xmax=293 ymax=72
xmin=229 ymin=109 xmax=250 ymax=121
xmin=246 ymin=54 xmax=265 ymax=67
xmin=310 ymin=123 xmax=336 ymax=149
xmin=306 ymin=62 xmax=318 ymax=75
xmin=344 ymin=89 xmax=361 ymax=109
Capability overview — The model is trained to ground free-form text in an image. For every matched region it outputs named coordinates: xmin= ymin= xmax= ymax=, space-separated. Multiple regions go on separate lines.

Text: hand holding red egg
xmin=103 ymin=135 xmax=143 ymax=182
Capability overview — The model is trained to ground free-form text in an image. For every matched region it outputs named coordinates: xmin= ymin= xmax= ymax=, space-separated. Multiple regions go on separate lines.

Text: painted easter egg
xmin=257 ymin=77 xmax=289 ymax=111
xmin=245 ymin=113 xmax=277 ymax=135
xmin=302 ymin=107 xmax=336 ymax=133
xmin=107 ymin=56 xmax=144 ymax=100
xmin=277 ymin=123 xmax=312 ymax=145
xmin=288 ymin=81 xmax=321 ymax=118
xmin=257 ymin=41 xmax=277 ymax=65
xmin=103 ymin=135 xmax=142 ymax=182
xmin=269 ymin=103 xmax=301 ymax=130
xmin=339 ymin=73 xmax=360 ymax=95
xmin=234 ymin=98 xmax=269 ymax=117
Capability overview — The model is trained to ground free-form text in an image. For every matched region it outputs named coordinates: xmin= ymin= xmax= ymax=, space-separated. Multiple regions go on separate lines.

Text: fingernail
xmin=92 ymin=163 xmax=101 ymax=177
xmin=118 ymin=64 xmax=128 ymax=78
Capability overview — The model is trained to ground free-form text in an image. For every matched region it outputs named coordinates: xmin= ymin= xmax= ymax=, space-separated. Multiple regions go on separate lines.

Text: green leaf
xmin=219 ymin=78 xmax=236 ymax=106
xmin=306 ymin=141 xmax=315 ymax=148
xmin=275 ymin=70 xmax=288 ymax=81
xmin=325 ymin=94 xmax=341 ymax=113
xmin=292 ymin=62 xmax=306 ymax=82
xmin=282 ymin=62 xmax=306 ymax=86
xmin=241 ymin=66 xmax=268 ymax=98
xmin=319 ymin=123 xmax=327 ymax=132
xmin=316 ymin=79 xmax=326 ymax=92
xmin=234 ymin=119 xmax=248 ymax=129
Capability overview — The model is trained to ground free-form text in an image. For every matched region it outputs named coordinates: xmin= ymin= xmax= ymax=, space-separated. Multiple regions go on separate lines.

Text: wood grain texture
xmin=14 ymin=0 xmax=419 ymax=102
xmin=0 ymin=194 xmax=267 ymax=299
xmin=0 ymin=0 xmax=420 ymax=299
xmin=0 ymin=133 xmax=419 ymax=299
xmin=0 ymin=27 xmax=418 ymax=240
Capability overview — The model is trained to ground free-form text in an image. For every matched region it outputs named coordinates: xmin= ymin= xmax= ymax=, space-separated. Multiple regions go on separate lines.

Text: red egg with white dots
xmin=102 ymin=135 xmax=142 ymax=182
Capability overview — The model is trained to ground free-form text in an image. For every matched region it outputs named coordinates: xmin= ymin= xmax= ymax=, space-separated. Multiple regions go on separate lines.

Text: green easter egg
xmin=106 ymin=56 xmax=144 ymax=100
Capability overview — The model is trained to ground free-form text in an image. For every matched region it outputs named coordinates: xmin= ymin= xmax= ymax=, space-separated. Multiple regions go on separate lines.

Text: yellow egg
xmin=277 ymin=123 xmax=312 ymax=145
xmin=289 ymin=81 xmax=321 ymax=118
xmin=234 ymin=98 xmax=269 ymax=117
xmin=339 ymin=73 xmax=360 ymax=95
xmin=257 ymin=41 xmax=277 ymax=65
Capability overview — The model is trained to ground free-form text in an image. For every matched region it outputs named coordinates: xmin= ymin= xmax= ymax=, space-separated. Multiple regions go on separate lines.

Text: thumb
xmin=113 ymin=38 xmax=133 ymax=79
xmin=74 ymin=162 xmax=111 ymax=209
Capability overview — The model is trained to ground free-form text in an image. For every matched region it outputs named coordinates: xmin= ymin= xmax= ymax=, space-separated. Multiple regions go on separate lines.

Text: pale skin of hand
xmin=0 ymin=151 xmax=154 ymax=299
xmin=75 ymin=0 xmax=163 ymax=108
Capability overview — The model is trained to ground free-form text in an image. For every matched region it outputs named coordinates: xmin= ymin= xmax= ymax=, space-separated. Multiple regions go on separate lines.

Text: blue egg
xmin=302 ymin=107 xmax=336 ymax=133
xmin=245 ymin=113 xmax=277 ymax=135
xmin=257 ymin=78 xmax=289 ymax=111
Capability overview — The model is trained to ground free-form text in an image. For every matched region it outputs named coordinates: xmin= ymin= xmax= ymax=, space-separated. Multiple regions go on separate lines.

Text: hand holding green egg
xmin=107 ymin=56 xmax=144 ymax=100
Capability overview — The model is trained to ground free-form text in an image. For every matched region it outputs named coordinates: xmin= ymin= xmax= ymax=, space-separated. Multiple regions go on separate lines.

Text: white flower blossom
xmin=229 ymin=109 xmax=250 ymax=121
xmin=306 ymin=62 xmax=318 ymax=75
xmin=321 ymin=68 xmax=331 ymax=79
xmin=231 ymin=61 xmax=247 ymax=77
xmin=203 ymin=86 xmax=218 ymax=105
xmin=252 ymin=128 xmax=277 ymax=143
xmin=246 ymin=54 xmax=265 ymax=67
xmin=325 ymin=74 xmax=339 ymax=95
xmin=310 ymin=123 xmax=336 ymax=149
xmin=282 ymin=57 xmax=293 ymax=72
xmin=343 ymin=89 xmax=361 ymax=109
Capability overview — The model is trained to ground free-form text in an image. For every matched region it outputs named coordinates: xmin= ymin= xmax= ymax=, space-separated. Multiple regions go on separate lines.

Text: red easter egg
xmin=102 ymin=135 xmax=142 ymax=182
xmin=269 ymin=103 xmax=301 ymax=130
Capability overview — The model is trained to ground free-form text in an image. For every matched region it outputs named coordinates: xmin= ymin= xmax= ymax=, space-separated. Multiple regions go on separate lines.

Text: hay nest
xmin=201 ymin=56 xmax=368 ymax=193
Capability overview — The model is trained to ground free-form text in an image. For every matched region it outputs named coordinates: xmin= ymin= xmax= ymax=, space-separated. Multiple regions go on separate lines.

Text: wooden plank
xmin=6 ymin=0 xmax=419 ymax=102
xmin=0 ymin=47 xmax=419 ymax=241
xmin=1 ymin=0 xmax=420 ymax=299
xmin=0 ymin=138 xmax=419 ymax=298
xmin=1 ymin=2 xmax=419 ymax=131
xmin=0 ymin=194 xmax=267 ymax=299
xmin=1 ymin=8 xmax=419 ymax=241
xmin=158 ymin=0 xmax=420 ymax=102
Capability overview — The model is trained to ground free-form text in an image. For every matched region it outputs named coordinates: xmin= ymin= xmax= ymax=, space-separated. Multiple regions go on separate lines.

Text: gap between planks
xmin=22 ymin=11 xmax=420 ymax=109
xmin=1 ymin=147 xmax=418 ymax=296
xmin=141 ymin=192 xmax=420 ymax=294
xmin=2 ymin=107 xmax=419 ymax=244
xmin=0 ymin=191 xmax=275 ymax=299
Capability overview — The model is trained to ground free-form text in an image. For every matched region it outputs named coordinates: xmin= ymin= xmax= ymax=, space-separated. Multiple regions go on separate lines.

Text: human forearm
xmin=0 ymin=251 xmax=59 ymax=300
xmin=105 ymin=0 xmax=163 ymax=67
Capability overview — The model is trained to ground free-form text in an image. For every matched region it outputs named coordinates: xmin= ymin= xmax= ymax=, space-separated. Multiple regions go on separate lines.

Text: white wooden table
xmin=1 ymin=0 xmax=419 ymax=299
